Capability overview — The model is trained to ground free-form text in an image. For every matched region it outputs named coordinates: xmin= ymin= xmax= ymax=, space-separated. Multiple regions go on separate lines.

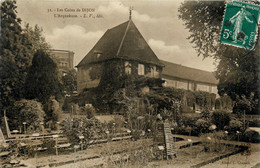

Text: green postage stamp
xmin=220 ymin=1 xmax=260 ymax=50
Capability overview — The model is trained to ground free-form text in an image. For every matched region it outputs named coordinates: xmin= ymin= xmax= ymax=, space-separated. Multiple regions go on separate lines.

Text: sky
xmin=16 ymin=0 xmax=217 ymax=71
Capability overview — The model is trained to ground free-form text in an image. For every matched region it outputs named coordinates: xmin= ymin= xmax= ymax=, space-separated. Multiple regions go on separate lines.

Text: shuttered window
xmin=138 ymin=64 xmax=145 ymax=75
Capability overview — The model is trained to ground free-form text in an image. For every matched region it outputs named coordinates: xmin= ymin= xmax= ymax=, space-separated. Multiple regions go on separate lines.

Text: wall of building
xmin=124 ymin=60 xmax=162 ymax=78
xmin=163 ymin=78 xmax=189 ymax=90
xmin=77 ymin=64 xmax=102 ymax=92
xmin=77 ymin=59 xmax=163 ymax=93
xmin=162 ymin=77 xmax=218 ymax=95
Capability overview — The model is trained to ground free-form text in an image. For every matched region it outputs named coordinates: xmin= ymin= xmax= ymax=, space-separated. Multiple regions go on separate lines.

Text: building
xmin=48 ymin=49 xmax=74 ymax=77
xmin=76 ymin=18 xmax=164 ymax=93
xmin=161 ymin=60 xmax=219 ymax=97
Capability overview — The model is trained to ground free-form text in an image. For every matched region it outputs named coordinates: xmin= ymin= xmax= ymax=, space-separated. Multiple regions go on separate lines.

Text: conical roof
xmin=77 ymin=20 xmax=163 ymax=67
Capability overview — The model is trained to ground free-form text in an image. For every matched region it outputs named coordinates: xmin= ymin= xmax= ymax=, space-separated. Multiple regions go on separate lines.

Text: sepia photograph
xmin=0 ymin=0 xmax=259 ymax=167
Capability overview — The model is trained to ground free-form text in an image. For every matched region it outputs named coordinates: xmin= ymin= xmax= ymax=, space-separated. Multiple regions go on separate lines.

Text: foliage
xmin=195 ymin=119 xmax=211 ymax=134
xmin=61 ymin=69 xmax=77 ymax=96
xmin=23 ymin=23 xmax=51 ymax=52
xmin=78 ymin=105 xmax=96 ymax=119
xmin=193 ymin=91 xmax=215 ymax=109
xmin=61 ymin=117 xmax=105 ymax=147
xmin=7 ymin=99 xmax=45 ymax=131
xmin=241 ymin=129 xmax=259 ymax=143
xmin=0 ymin=0 xmax=33 ymax=112
xmin=146 ymin=87 xmax=182 ymax=121
xmin=200 ymin=131 xmax=228 ymax=153
xmin=44 ymin=97 xmax=62 ymax=128
xmin=215 ymin=94 xmax=234 ymax=110
xmin=179 ymin=1 xmax=259 ymax=114
xmin=41 ymin=139 xmax=55 ymax=154
xmin=227 ymin=119 xmax=243 ymax=133
xmin=211 ymin=110 xmax=231 ymax=130
xmin=24 ymin=49 xmax=62 ymax=104
xmin=233 ymin=93 xmax=259 ymax=115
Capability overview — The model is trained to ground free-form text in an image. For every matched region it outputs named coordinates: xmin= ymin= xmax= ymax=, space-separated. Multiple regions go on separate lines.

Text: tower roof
xmin=77 ymin=20 xmax=163 ymax=67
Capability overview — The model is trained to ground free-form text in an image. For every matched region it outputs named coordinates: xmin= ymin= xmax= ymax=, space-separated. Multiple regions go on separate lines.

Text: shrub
xmin=131 ymin=130 xmax=142 ymax=141
xmin=241 ymin=129 xmax=259 ymax=143
xmin=79 ymin=105 xmax=96 ymax=119
xmin=227 ymin=119 xmax=243 ymax=133
xmin=195 ymin=119 xmax=211 ymax=134
xmin=61 ymin=117 xmax=105 ymax=147
xmin=211 ymin=110 xmax=231 ymax=130
xmin=7 ymin=99 xmax=45 ymax=132
xmin=180 ymin=115 xmax=197 ymax=128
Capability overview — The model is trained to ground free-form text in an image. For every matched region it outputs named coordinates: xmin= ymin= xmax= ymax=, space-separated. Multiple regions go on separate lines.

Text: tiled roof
xmin=161 ymin=60 xmax=218 ymax=85
xmin=77 ymin=20 xmax=163 ymax=67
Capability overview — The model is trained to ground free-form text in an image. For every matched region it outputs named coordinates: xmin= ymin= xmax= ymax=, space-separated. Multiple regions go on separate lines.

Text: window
xmin=138 ymin=64 xmax=145 ymax=75
xmin=151 ymin=66 xmax=159 ymax=77
xmin=94 ymin=50 xmax=102 ymax=59
xmin=125 ymin=61 xmax=131 ymax=75
xmin=96 ymin=53 xmax=101 ymax=58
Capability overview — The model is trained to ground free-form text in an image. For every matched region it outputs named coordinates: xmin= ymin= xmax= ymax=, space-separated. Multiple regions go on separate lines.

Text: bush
xmin=79 ymin=105 xmax=96 ymax=119
xmin=61 ymin=117 xmax=105 ymax=147
xmin=7 ymin=99 xmax=45 ymax=132
xmin=131 ymin=130 xmax=142 ymax=141
xmin=241 ymin=129 xmax=259 ymax=143
xmin=195 ymin=119 xmax=211 ymax=134
xmin=227 ymin=119 xmax=243 ymax=133
xmin=211 ymin=110 xmax=231 ymax=130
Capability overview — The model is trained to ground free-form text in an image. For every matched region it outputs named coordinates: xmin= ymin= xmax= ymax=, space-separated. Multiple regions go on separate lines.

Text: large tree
xmin=179 ymin=1 xmax=259 ymax=114
xmin=0 ymin=0 xmax=33 ymax=112
xmin=24 ymin=49 xmax=62 ymax=104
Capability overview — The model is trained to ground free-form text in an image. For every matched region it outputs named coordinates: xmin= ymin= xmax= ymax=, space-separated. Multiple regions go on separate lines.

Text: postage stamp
xmin=220 ymin=1 xmax=260 ymax=50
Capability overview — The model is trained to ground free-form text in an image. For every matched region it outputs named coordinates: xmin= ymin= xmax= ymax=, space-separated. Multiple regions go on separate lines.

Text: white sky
xmin=16 ymin=0 xmax=217 ymax=71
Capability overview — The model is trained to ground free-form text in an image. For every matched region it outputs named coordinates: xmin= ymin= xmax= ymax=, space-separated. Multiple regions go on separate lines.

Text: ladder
xmin=163 ymin=122 xmax=176 ymax=158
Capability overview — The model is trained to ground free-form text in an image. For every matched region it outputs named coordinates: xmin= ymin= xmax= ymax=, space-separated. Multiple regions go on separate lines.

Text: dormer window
xmin=94 ymin=50 xmax=102 ymax=59
xmin=96 ymin=53 xmax=101 ymax=58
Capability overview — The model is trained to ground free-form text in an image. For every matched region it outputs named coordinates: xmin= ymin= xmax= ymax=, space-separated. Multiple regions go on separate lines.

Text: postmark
xmin=220 ymin=1 xmax=260 ymax=50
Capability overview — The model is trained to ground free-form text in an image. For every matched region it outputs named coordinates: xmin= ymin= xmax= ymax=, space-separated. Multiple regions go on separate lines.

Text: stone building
xmin=76 ymin=15 xmax=223 ymax=112
xmin=76 ymin=18 xmax=164 ymax=93
xmin=48 ymin=49 xmax=74 ymax=77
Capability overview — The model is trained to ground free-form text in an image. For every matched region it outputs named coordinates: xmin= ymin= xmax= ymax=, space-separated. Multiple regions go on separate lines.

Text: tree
xmin=7 ymin=99 xmax=45 ymax=132
xmin=61 ymin=69 xmax=77 ymax=95
xmin=178 ymin=1 xmax=259 ymax=114
xmin=24 ymin=23 xmax=51 ymax=52
xmin=44 ymin=96 xmax=62 ymax=129
xmin=0 ymin=0 xmax=33 ymax=113
xmin=24 ymin=49 xmax=62 ymax=104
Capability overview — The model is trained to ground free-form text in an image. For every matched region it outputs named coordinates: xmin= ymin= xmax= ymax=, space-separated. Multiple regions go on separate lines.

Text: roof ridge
xmin=116 ymin=20 xmax=131 ymax=56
